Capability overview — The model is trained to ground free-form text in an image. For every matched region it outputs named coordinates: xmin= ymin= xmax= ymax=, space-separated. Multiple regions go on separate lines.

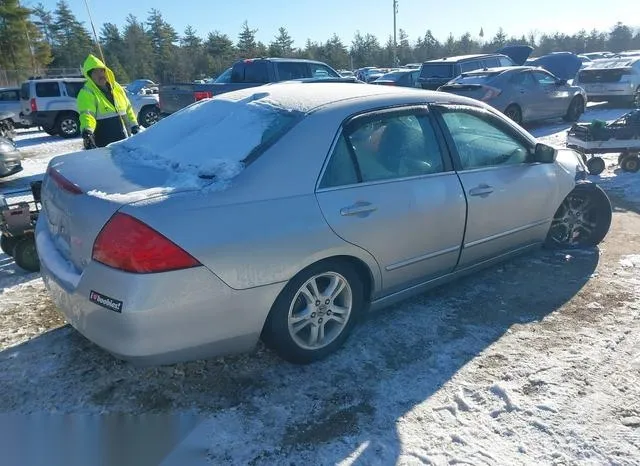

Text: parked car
xmin=372 ymin=69 xmax=420 ymax=87
xmin=573 ymin=56 xmax=640 ymax=107
xmin=438 ymin=66 xmax=587 ymax=124
xmin=19 ymin=77 xmax=85 ymax=137
xmin=158 ymin=58 xmax=341 ymax=115
xmin=126 ymin=87 xmax=161 ymax=128
xmin=0 ymin=87 xmax=31 ymax=128
xmin=36 ymin=83 xmax=611 ymax=366
xmin=418 ymin=53 xmax=520 ymax=90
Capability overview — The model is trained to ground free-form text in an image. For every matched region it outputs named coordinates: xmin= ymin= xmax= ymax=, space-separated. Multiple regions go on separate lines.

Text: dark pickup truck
xmin=159 ymin=58 xmax=344 ymax=115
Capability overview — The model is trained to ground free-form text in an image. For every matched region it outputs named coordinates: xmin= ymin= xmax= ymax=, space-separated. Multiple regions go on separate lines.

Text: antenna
xmin=83 ymin=0 xmax=106 ymax=64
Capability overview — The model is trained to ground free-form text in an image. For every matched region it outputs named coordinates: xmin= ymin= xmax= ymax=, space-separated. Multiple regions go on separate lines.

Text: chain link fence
xmin=0 ymin=68 xmax=83 ymax=87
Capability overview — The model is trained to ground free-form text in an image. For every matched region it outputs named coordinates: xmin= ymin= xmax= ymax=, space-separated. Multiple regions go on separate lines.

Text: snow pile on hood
xmin=109 ymin=91 xmax=302 ymax=189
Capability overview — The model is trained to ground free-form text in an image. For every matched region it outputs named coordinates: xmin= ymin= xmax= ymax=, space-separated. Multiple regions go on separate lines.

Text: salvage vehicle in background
xmin=36 ymin=83 xmax=611 ymax=366
xmin=371 ymin=69 xmax=420 ymax=87
xmin=158 ymin=58 xmax=341 ymax=115
xmin=438 ymin=66 xmax=587 ymax=125
xmin=574 ymin=56 xmax=640 ymax=108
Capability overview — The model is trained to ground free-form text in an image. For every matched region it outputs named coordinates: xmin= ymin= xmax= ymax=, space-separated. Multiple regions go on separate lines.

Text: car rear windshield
xmin=420 ymin=64 xmax=455 ymax=79
xmin=451 ymin=72 xmax=499 ymax=85
xmin=110 ymin=93 xmax=304 ymax=182
xmin=378 ymin=71 xmax=407 ymax=81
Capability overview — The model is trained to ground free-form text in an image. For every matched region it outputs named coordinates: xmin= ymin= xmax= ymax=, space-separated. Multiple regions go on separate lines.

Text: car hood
xmin=496 ymin=45 xmax=534 ymax=65
xmin=526 ymin=53 xmax=583 ymax=81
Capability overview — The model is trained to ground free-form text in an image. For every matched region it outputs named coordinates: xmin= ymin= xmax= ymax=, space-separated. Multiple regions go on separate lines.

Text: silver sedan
xmin=438 ymin=66 xmax=588 ymax=125
xmin=36 ymin=83 xmax=612 ymax=365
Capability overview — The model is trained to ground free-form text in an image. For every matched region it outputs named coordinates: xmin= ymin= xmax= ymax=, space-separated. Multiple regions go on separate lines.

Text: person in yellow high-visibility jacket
xmin=77 ymin=54 xmax=140 ymax=149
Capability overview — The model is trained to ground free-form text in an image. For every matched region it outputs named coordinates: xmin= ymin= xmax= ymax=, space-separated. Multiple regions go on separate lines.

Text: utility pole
xmin=393 ymin=0 xmax=398 ymax=66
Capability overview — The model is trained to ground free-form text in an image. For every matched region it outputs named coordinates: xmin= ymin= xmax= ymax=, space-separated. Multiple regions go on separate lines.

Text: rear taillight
xmin=47 ymin=167 xmax=83 ymax=195
xmin=92 ymin=213 xmax=201 ymax=273
xmin=193 ymin=91 xmax=212 ymax=101
xmin=30 ymin=98 xmax=37 ymax=112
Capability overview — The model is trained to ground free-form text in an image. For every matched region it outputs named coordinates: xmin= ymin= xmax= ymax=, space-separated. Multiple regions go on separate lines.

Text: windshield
xmin=420 ymin=63 xmax=454 ymax=79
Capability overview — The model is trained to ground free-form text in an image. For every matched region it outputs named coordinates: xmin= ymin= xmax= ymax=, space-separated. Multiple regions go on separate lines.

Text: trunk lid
xmin=438 ymin=83 xmax=489 ymax=100
xmin=41 ymin=149 xmax=189 ymax=273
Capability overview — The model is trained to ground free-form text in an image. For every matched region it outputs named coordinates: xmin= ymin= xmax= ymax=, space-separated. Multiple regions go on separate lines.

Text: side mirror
xmin=533 ymin=143 xmax=557 ymax=163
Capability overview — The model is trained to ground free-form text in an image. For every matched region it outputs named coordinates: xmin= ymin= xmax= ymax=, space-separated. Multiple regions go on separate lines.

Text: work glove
xmin=82 ymin=129 xmax=97 ymax=150
xmin=130 ymin=125 xmax=141 ymax=135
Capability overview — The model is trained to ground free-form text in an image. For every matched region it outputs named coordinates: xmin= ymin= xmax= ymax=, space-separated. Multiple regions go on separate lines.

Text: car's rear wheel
xmin=504 ymin=104 xmax=522 ymax=125
xmin=262 ymin=260 xmax=364 ymax=364
xmin=586 ymin=156 xmax=605 ymax=175
xmin=563 ymin=96 xmax=585 ymax=122
xmin=56 ymin=112 xmax=80 ymax=138
xmin=545 ymin=184 xmax=612 ymax=249
xmin=1 ymin=234 xmax=18 ymax=257
xmin=12 ymin=235 xmax=40 ymax=272
xmin=620 ymin=154 xmax=640 ymax=173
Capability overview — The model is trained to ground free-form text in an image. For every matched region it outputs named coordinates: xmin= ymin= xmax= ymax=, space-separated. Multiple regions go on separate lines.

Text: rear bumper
xmin=36 ymin=215 xmax=286 ymax=365
xmin=578 ymin=83 xmax=636 ymax=101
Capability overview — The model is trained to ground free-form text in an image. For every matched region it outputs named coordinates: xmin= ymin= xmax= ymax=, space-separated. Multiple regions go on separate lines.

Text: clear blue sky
xmin=30 ymin=0 xmax=637 ymax=48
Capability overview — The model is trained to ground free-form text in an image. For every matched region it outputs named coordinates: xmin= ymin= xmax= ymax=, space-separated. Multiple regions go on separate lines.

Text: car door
xmin=433 ymin=105 xmax=558 ymax=268
xmin=0 ymin=89 xmax=20 ymax=118
xmin=510 ymin=70 xmax=549 ymax=121
xmin=531 ymin=70 xmax=567 ymax=117
xmin=315 ymin=107 xmax=467 ymax=294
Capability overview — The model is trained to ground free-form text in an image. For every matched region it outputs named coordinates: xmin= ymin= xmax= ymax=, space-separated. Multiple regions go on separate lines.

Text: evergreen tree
xmin=121 ymin=15 xmax=154 ymax=80
xmin=146 ymin=9 xmax=179 ymax=82
xmin=204 ymin=31 xmax=236 ymax=75
xmin=269 ymin=27 xmax=294 ymax=57
xmin=31 ymin=3 xmax=53 ymax=45
xmin=237 ymin=21 xmax=258 ymax=57
xmin=50 ymin=0 xmax=93 ymax=68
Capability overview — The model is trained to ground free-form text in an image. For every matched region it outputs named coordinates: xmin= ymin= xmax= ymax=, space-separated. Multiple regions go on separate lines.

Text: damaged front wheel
xmin=545 ymin=184 xmax=612 ymax=248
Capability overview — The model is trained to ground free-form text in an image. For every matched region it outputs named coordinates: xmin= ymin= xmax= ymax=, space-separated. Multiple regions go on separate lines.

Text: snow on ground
xmin=2 ymin=106 xmax=640 ymax=464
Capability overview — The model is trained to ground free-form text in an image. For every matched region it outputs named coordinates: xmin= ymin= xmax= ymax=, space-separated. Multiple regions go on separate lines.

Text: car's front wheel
xmin=563 ymin=96 xmax=585 ymax=122
xmin=504 ymin=104 xmax=522 ymax=125
xmin=545 ymin=184 xmax=612 ymax=248
xmin=262 ymin=260 xmax=365 ymax=364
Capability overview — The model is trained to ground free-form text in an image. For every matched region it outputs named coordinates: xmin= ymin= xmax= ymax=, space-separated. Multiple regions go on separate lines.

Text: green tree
xmin=31 ymin=3 xmax=53 ymax=45
xmin=204 ymin=31 xmax=236 ymax=75
xmin=121 ymin=15 xmax=154 ymax=80
xmin=608 ymin=22 xmax=633 ymax=52
xmin=100 ymin=23 xmax=128 ymax=82
xmin=146 ymin=9 xmax=179 ymax=82
xmin=0 ymin=0 xmax=33 ymax=70
xmin=49 ymin=0 xmax=93 ymax=68
xmin=178 ymin=25 xmax=208 ymax=80
xmin=237 ymin=21 xmax=258 ymax=57
xmin=268 ymin=27 xmax=294 ymax=57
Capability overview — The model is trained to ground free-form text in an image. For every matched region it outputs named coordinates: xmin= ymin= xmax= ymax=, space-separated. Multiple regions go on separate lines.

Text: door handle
xmin=340 ymin=201 xmax=377 ymax=217
xmin=469 ymin=185 xmax=494 ymax=197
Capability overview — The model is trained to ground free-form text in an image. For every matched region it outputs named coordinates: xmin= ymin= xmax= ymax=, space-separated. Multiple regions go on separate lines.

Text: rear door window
xmin=483 ymin=57 xmax=500 ymax=68
xmin=277 ymin=62 xmax=309 ymax=80
xmin=460 ymin=61 xmax=482 ymax=73
xmin=35 ymin=82 xmax=61 ymax=98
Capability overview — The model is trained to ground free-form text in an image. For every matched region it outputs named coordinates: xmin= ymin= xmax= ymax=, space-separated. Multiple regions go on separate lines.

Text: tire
xmin=619 ymin=152 xmax=629 ymax=165
xmin=586 ymin=156 xmax=605 ymax=175
xmin=56 ymin=112 xmax=80 ymax=138
xmin=632 ymin=87 xmax=640 ymax=108
xmin=545 ymin=183 xmax=612 ymax=249
xmin=504 ymin=104 xmax=522 ymax=125
xmin=620 ymin=155 xmax=640 ymax=173
xmin=1 ymin=234 xmax=18 ymax=257
xmin=563 ymin=96 xmax=585 ymax=122
xmin=12 ymin=235 xmax=40 ymax=272
xmin=138 ymin=106 xmax=160 ymax=128
xmin=261 ymin=260 xmax=365 ymax=364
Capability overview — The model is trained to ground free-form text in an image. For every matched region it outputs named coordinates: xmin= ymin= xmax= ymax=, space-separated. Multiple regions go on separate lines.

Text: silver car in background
xmin=36 ymin=83 xmax=611 ymax=366
xmin=438 ymin=66 xmax=587 ymax=125
xmin=574 ymin=56 xmax=640 ymax=107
